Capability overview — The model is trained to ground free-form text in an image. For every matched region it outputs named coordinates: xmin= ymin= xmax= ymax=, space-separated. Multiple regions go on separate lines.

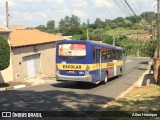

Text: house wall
xmin=0 ymin=32 xmax=14 ymax=83
xmin=11 ymin=42 xmax=56 ymax=81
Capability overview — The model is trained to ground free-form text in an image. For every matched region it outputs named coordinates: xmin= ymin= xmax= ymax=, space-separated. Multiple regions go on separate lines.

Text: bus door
xmin=95 ymin=48 xmax=102 ymax=81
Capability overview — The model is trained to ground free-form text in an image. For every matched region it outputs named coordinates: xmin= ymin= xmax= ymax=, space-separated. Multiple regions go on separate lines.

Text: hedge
xmin=0 ymin=35 xmax=10 ymax=70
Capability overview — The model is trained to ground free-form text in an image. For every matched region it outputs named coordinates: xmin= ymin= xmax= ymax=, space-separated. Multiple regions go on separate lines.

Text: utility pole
xmin=6 ymin=1 xmax=9 ymax=28
xmin=113 ymin=36 xmax=115 ymax=46
xmin=157 ymin=0 xmax=160 ymax=58
xmin=150 ymin=23 xmax=153 ymax=58
xmin=87 ymin=28 xmax=89 ymax=41
xmin=137 ymin=32 xmax=140 ymax=57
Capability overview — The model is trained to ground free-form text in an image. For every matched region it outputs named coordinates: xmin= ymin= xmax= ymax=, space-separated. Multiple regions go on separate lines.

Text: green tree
xmin=94 ymin=18 xmax=105 ymax=28
xmin=35 ymin=25 xmax=47 ymax=32
xmin=124 ymin=20 xmax=132 ymax=28
xmin=88 ymin=23 xmax=97 ymax=29
xmin=141 ymin=11 xmax=156 ymax=24
xmin=47 ymin=20 xmax=55 ymax=33
xmin=70 ymin=15 xmax=80 ymax=27
xmin=113 ymin=17 xmax=125 ymax=27
xmin=63 ymin=26 xmax=83 ymax=36
xmin=0 ymin=35 xmax=10 ymax=70
xmin=126 ymin=15 xmax=141 ymax=24
xmin=59 ymin=15 xmax=81 ymax=35
xmin=105 ymin=19 xmax=116 ymax=29
xmin=59 ymin=18 xmax=67 ymax=32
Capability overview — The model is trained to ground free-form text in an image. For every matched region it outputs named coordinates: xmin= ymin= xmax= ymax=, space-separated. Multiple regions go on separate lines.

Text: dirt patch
xmin=126 ymin=34 xmax=151 ymax=40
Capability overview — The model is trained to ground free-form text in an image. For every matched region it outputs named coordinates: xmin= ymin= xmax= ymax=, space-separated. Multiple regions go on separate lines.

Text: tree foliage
xmin=34 ymin=11 xmax=157 ymax=57
xmin=35 ymin=20 xmax=55 ymax=34
xmin=141 ymin=11 xmax=156 ymax=24
xmin=47 ymin=20 xmax=55 ymax=33
xmin=35 ymin=25 xmax=46 ymax=32
xmin=0 ymin=35 xmax=10 ymax=70
xmin=59 ymin=15 xmax=80 ymax=34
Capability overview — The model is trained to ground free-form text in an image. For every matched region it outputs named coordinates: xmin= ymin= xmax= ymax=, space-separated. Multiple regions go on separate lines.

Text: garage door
xmin=23 ymin=54 xmax=40 ymax=78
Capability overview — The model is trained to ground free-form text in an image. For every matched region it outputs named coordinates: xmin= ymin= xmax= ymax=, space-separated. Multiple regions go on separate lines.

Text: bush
xmin=0 ymin=35 xmax=10 ymax=70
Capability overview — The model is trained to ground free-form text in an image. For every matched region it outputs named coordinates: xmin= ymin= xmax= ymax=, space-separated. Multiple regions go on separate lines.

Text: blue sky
xmin=0 ymin=0 xmax=157 ymax=27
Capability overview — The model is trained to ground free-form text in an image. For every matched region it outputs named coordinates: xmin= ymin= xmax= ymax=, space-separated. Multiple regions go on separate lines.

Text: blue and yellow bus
xmin=56 ymin=40 xmax=125 ymax=84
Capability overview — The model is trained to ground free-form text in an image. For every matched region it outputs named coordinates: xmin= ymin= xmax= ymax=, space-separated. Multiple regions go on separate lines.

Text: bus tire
xmin=120 ymin=68 xmax=123 ymax=75
xmin=102 ymin=74 xmax=108 ymax=84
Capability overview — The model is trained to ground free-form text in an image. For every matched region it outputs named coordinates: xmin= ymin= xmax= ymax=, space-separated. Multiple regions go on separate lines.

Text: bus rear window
xmin=58 ymin=43 xmax=86 ymax=57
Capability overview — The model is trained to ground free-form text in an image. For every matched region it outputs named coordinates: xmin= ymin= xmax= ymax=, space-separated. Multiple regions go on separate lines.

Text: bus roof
xmin=56 ymin=40 xmax=124 ymax=50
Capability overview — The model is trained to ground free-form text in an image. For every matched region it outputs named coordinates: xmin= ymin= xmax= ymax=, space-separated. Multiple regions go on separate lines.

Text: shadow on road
xmin=139 ymin=61 xmax=149 ymax=65
xmin=0 ymin=89 xmax=114 ymax=112
xmin=52 ymin=82 xmax=99 ymax=90
xmin=52 ymin=76 xmax=118 ymax=90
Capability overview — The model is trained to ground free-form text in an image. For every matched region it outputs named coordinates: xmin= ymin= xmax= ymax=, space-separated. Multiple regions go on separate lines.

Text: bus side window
xmin=106 ymin=48 xmax=112 ymax=60
xmin=102 ymin=48 xmax=107 ymax=61
xmin=116 ymin=50 xmax=122 ymax=60
xmin=92 ymin=47 xmax=96 ymax=63
xmin=112 ymin=49 xmax=116 ymax=60
xmin=96 ymin=50 xmax=100 ymax=63
xmin=119 ymin=50 xmax=122 ymax=60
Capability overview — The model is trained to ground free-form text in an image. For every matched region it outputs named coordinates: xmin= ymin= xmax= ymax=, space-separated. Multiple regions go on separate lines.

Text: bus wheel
xmin=120 ymin=68 xmax=123 ymax=75
xmin=103 ymin=74 xmax=108 ymax=84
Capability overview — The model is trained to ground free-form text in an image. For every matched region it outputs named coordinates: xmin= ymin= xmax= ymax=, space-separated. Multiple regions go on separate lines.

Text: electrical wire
xmin=111 ymin=0 xmax=125 ymax=18
xmin=129 ymin=0 xmax=142 ymax=15
xmin=112 ymin=0 xmax=131 ymax=17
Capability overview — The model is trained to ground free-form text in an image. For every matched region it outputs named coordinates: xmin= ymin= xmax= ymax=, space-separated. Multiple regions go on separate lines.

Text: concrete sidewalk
xmin=0 ymin=75 xmax=56 ymax=91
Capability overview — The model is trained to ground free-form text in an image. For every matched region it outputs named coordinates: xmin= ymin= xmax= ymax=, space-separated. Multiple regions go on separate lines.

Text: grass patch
xmin=89 ymin=84 xmax=160 ymax=120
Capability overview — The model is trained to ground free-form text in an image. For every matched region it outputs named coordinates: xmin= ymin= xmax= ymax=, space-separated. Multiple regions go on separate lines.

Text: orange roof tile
xmin=10 ymin=29 xmax=65 ymax=47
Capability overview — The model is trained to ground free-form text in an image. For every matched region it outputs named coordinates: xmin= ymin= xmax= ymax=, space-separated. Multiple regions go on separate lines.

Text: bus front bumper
xmin=56 ymin=73 xmax=92 ymax=82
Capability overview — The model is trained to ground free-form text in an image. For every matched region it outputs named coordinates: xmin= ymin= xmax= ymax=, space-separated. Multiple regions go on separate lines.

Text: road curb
xmin=0 ymin=84 xmax=27 ymax=91
xmin=0 ymin=88 xmax=6 ymax=91
xmin=0 ymin=80 xmax=56 ymax=91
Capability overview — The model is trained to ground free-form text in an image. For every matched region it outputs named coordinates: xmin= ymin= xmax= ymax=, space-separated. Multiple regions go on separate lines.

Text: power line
xmin=119 ymin=0 xmax=132 ymax=15
xmin=104 ymin=1 xmax=115 ymax=19
xmin=112 ymin=0 xmax=130 ymax=17
xmin=111 ymin=0 xmax=125 ymax=18
xmin=124 ymin=0 xmax=151 ymax=29
xmin=129 ymin=0 xmax=142 ymax=15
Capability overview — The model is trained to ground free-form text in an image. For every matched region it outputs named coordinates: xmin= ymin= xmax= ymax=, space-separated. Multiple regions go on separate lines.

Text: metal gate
xmin=23 ymin=54 xmax=40 ymax=78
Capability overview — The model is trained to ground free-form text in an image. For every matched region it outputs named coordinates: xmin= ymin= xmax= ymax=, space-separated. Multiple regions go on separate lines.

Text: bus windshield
xmin=58 ymin=43 xmax=86 ymax=59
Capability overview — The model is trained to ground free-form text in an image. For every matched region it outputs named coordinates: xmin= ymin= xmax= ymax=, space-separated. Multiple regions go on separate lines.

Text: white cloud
xmin=73 ymin=9 xmax=87 ymax=17
xmin=8 ymin=1 xmax=16 ymax=7
xmin=94 ymin=0 xmax=113 ymax=8
xmin=46 ymin=8 xmax=70 ymax=14
xmin=72 ymin=0 xmax=87 ymax=7
xmin=47 ymin=0 xmax=64 ymax=4
xmin=13 ymin=0 xmax=43 ymax=3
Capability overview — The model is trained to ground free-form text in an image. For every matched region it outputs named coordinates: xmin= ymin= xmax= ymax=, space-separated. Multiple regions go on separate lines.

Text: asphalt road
xmin=0 ymin=57 xmax=150 ymax=115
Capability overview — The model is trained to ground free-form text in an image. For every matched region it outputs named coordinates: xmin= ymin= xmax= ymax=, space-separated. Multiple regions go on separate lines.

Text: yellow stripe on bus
xmin=57 ymin=61 xmax=123 ymax=71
